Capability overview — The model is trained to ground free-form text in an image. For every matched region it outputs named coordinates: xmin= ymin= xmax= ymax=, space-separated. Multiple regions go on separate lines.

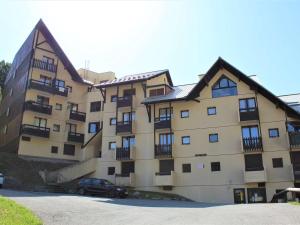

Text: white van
xmin=0 ymin=173 xmax=4 ymax=188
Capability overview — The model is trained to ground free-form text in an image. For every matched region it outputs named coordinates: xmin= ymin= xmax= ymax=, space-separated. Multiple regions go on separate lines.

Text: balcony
xmin=32 ymin=58 xmax=57 ymax=73
xmin=154 ymin=118 xmax=171 ymax=130
xmin=29 ymin=79 xmax=53 ymax=94
xmin=115 ymin=173 xmax=135 ymax=187
xmin=154 ymin=171 xmax=175 ymax=186
xmin=68 ymin=132 xmax=84 ymax=143
xmin=117 ymin=96 xmax=132 ymax=108
xmin=154 ymin=144 xmax=172 ymax=159
xmin=239 ymin=108 xmax=259 ymax=121
xmin=289 ymin=132 xmax=300 ymax=149
xmin=69 ymin=110 xmax=86 ymax=122
xmin=293 ymin=164 xmax=300 ymax=180
xmin=242 ymin=137 xmax=263 ymax=152
xmin=28 ymin=79 xmax=68 ymax=97
xmin=116 ymin=121 xmax=132 ymax=134
xmin=244 ymin=168 xmax=267 ymax=183
xmin=21 ymin=124 xmax=50 ymax=138
xmin=24 ymin=101 xmax=52 ymax=115
xmin=116 ymin=147 xmax=135 ymax=160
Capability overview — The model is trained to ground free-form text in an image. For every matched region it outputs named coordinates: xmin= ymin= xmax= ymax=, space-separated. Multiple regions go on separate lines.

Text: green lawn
xmin=0 ymin=196 xmax=42 ymax=225
xmin=289 ymin=201 xmax=300 ymax=206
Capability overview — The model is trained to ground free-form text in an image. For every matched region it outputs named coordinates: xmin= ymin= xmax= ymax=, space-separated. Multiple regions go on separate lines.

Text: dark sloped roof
xmin=188 ymin=57 xmax=300 ymax=118
xmin=95 ymin=69 xmax=173 ymax=87
xmin=35 ymin=19 xmax=84 ymax=83
xmin=143 ymin=83 xmax=196 ymax=104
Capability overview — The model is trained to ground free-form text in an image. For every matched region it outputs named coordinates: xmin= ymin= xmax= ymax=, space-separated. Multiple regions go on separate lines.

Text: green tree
xmin=0 ymin=60 xmax=11 ymax=98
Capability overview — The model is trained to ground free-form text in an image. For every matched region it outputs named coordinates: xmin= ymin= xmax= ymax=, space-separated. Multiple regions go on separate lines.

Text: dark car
xmin=77 ymin=178 xmax=128 ymax=198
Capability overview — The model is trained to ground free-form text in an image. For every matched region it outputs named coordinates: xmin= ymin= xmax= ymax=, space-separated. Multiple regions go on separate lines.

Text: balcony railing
xmin=69 ymin=110 xmax=86 ymax=122
xmin=28 ymin=79 xmax=68 ymax=97
xmin=117 ymin=96 xmax=132 ymax=108
xmin=289 ymin=132 xmax=300 ymax=149
xmin=116 ymin=147 xmax=135 ymax=160
xmin=242 ymin=137 xmax=263 ymax=152
xmin=24 ymin=101 xmax=52 ymax=115
xmin=239 ymin=108 xmax=259 ymax=121
xmin=68 ymin=132 xmax=84 ymax=143
xmin=32 ymin=58 xmax=57 ymax=73
xmin=293 ymin=164 xmax=300 ymax=180
xmin=154 ymin=117 xmax=171 ymax=130
xmin=154 ymin=144 xmax=172 ymax=158
xmin=21 ymin=124 xmax=50 ymax=138
xmin=116 ymin=121 xmax=132 ymax=133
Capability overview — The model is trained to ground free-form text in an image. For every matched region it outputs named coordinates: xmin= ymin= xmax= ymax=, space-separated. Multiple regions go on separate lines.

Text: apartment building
xmin=0 ymin=20 xmax=114 ymax=161
xmin=1 ymin=19 xmax=300 ymax=204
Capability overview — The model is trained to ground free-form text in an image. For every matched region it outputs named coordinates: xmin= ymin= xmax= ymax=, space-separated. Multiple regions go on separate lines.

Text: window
xmin=159 ymin=133 xmax=174 ymax=145
xmin=108 ymin=167 xmax=115 ymax=175
xmin=63 ymin=144 xmax=75 ymax=156
xmin=89 ymin=122 xmax=100 ymax=133
xmin=110 ymin=118 xmax=116 ymax=125
xmin=122 ymin=136 xmax=135 ymax=148
xmin=55 ymin=103 xmax=62 ymax=110
xmin=22 ymin=136 xmax=31 ymax=142
xmin=123 ymin=89 xmax=136 ymax=96
xmin=269 ymin=128 xmax=279 ymax=138
xmin=55 ymin=79 xmax=65 ymax=88
xmin=209 ymin=133 xmax=218 ymax=143
xmin=34 ymin=117 xmax=47 ymax=127
xmin=111 ymin=95 xmax=117 ymax=102
xmin=66 ymin=123 xmax=77 ymax=133
xmin=109 ymin=142 xmax=116 ymax=150
xmin=182 ymin=136 xmax=190 ymax=145
xmin=39 ymin=75 xmax=51 ymax=85
xmin=159 ymin=107 xmax=172 ymax=121
xmin=242 ymin=126 xmax=260 ymax=139
xmin=182 ymin=164 xmax=191 ymax=173
xmin=122 ymin=112 xmax=135 ymax=123
xmin=211 ymin=162 xmax=221 ymax=172
xmin=51 ymin=146 xmax=58 ymax=154
xmin=180 ymin=110 xmax=189 ymax=118
xmin=272 ymin=158 xmax=283 ymax=168
xmin=244 ymin=154 xmax=263 ymax=171
xmin=207 ymin=107 xmax=216 ymax=115
xmin=239 ymin=98 xmax=256 ymax=112
xmin=42 ymin=56 xmax=54 ymax=64
xmin=67 ymin=86 xmax=72 ymax=93
xmin=67 ymin=102 xmax=78 ymax=111
xmin=90 ymin=101 xmax=101 ymax=112
xmin=149 ymin=88 xmax=164 ymax=97
xmin=37 ymin=95 xmax=49 ymax=105
xmin=212 ymin=76 xmax=237 ymax=98
xmin=53 ymin=124 xmax=60 ymax=132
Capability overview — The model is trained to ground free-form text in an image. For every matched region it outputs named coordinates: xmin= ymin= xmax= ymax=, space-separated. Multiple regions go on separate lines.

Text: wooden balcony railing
xmin=116 ymin=147 xmax=132 ymax=160
xmin=239 ymin=108 xmax=259 ymax=121
xmin=69 ymin=110 xmax=86 ymax=122
xmin=117 ymin=96 xmax=132 ymax=108
xmin=116 ymin=121 xmax=132 ymax=133
xmin=154 ymin=144 xmax=172 ymax=158
xmin=68 ymin=132 xmax=84 ymax=143
xmin=29 ymin=79 xmax=68 ymax=97
xmin=24 ymin=101 xmax=52 ymax=115
xmin=21 ymin=124 xmax=50 ymax=138
xmin=154 ymin=117 xmax=171 ymax=130
xmin=32 ymin=58 xmax=57 ymax=73
xmin=289 ymin=132 xmax=300 ymax=149
xmin=242 ymin=137 xmax=263 ymax=152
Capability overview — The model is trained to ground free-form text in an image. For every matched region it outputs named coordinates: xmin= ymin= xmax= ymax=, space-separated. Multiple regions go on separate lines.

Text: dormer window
xmin=212 ymin=75 xmax=237 ymax=98
xmin=149 ymin=88 xmax=164 ymax=97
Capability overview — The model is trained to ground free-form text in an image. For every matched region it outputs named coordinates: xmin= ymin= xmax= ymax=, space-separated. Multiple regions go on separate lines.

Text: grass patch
xmin=0 ymin=196 xmax=42 ymax=225
xmin=289 ymin=201 xmax=300 ymax=206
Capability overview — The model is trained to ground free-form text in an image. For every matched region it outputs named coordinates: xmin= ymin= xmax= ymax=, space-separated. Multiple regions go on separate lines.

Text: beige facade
xmin=1 ymin=20 xmax=300 ymax=204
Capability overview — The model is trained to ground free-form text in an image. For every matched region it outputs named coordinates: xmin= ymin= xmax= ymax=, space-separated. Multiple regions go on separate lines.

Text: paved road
xmin=1 ymin=189 xmax=299 ymax=225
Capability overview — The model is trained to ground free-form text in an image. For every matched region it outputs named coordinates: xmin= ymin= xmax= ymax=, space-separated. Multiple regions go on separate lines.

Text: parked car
xmin=77 ymin=178 xmax=128 ymax=198
xmin=0 ymin=173 xmax=4 ymax=188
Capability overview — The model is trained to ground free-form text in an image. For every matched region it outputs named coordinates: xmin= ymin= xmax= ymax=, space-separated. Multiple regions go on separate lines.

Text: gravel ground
xmin=1 ymin=189 xmax=299 ymax=225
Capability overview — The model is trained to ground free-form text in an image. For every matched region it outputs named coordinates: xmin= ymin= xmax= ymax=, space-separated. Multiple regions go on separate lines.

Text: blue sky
xmin=0 ymin=0 xmax=300 ymax=95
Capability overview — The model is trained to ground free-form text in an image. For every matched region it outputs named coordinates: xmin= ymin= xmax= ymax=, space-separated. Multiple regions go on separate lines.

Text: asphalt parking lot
xmin=1 ymin=189 xmax=299 ymax=225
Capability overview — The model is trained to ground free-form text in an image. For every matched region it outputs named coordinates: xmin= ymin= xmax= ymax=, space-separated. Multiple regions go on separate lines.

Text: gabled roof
xmin=95 ymin=69 xmax=172 ymax=87
xmin=188 ymin=57 xmax=300 ymax=118
xmin=143 ymin=83 xmax=196 ymax=104
xmin=35 ymin=19 xmax=84 ymax=83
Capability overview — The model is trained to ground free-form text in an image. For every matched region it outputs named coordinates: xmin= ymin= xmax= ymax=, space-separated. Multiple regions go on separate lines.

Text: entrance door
xmin=233 ymin=188 xmax=246 ymax=204
xmin=121 ymin=161 xmax=135 ymax=177
xmin=247 ymin=188 xmax=267 ymax=203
